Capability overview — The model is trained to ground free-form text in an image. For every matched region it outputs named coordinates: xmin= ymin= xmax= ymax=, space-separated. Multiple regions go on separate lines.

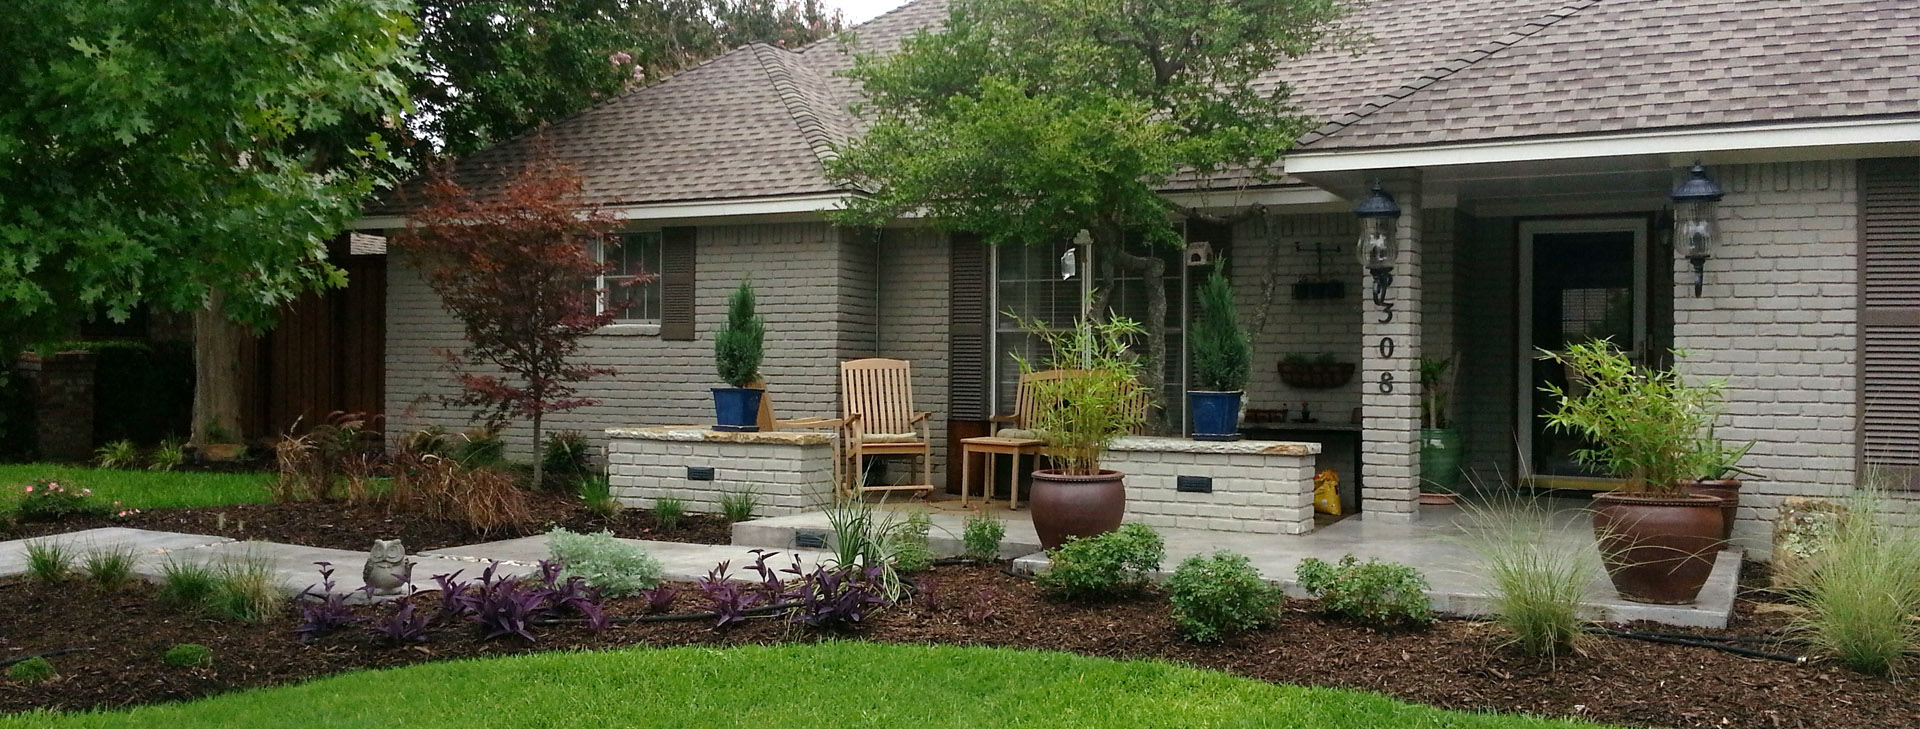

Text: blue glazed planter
xmin=711 ymin=387 xmax=764 ymax=432
xmin=1188 ymin=390 xmax=1243 ymax=442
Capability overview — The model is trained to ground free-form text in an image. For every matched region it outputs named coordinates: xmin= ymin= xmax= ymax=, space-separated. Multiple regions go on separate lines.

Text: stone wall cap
xmin=605 ymin=425 xmax=835 ymax=446
xmin=1108 ymin=436 xmax=1321 ymax=456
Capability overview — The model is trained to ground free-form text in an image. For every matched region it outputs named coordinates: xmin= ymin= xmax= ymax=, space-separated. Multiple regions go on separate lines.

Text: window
xmin=593 ymin=231 xmax=663 ymax=322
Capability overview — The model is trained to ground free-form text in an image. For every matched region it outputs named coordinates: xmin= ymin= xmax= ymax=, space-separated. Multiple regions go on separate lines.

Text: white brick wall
xmin=1675 ymin=159 xmax=1918 ymax=553
xmin=1361 ymin=183 xmax=1424 ymax=521
xmin=1105 ymin=437 xmax=1320 ymax=535
xmin=605 ymin=430 xmax=836 ymax=515
xmin=1232 ymin=213 xmax=1363 ymax=422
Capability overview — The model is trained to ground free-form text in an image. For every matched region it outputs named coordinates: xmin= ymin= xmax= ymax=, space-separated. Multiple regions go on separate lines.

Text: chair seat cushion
xmin=995 ymin=428 xmax=1038 ymax=439
xmin=861 ymin=432 xmax=922 ymax=444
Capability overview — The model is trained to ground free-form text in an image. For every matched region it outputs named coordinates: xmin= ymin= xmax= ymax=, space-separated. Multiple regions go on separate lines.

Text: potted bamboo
xmin=1540 ymin=341 xmax=1725 ymax=604
xmin=1011 ymin=310 xmax=1150 ymax=550
xmin=1418 ymin=354 xmax=1462 ymax=504
xmin=1188 ymin=266 xmax=1251 ymax=441
xmin=711 ymin=281 xmax=765 ymax=432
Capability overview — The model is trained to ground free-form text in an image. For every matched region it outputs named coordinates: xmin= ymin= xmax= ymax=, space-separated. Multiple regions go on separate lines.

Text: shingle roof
xmin=378 ymin=0 xmax=1920 ymax=212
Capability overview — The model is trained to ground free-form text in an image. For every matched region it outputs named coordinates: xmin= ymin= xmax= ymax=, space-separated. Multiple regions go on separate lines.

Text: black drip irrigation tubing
xmin=1 ymin=648 xmax=89 ymax=668
xmin=1591 ymin=627 xmax=1806 ymax=664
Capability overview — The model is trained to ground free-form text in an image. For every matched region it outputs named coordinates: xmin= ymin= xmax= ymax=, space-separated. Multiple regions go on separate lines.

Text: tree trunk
xmin=1091 ymin=225 xmax=1171 ymax=435
xmin=190 ymin=293 xmax=249 ymax=447
xmin=530 ymin=411 xmax=545 ymax=491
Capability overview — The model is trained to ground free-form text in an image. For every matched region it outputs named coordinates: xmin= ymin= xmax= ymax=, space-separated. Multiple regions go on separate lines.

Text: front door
xmin=1517 ymin=218 xmax=1649 ymax=488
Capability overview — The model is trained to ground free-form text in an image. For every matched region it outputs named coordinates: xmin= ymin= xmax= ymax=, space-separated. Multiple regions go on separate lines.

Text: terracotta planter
xmin=1591 ymin=492 xmax=1726 ymax=604
xmin=1679 ymin=478 xmax=1743 ymax=542
xmin=1029 ymin=469 xmax=1126 ymax=551
xmin=1418 ymin=492 xmax=1458 ymax=506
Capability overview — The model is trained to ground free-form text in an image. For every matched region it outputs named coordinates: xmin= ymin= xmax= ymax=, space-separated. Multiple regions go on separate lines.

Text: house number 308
xmin=1376 ymin=301 xmax=1396 ymax=393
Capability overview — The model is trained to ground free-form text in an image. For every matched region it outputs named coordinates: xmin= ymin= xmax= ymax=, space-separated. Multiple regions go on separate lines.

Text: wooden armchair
xmin=838 ymin=358 xmax=933 ymax=497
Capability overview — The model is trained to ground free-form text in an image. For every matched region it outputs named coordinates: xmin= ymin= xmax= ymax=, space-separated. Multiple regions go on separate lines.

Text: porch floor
xmin=732 ymin=496 xmax=1742 ymax=629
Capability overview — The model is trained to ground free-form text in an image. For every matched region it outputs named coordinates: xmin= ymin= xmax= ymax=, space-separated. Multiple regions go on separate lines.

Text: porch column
xmin=1360 ymin=175 xmax=1421 ymax=523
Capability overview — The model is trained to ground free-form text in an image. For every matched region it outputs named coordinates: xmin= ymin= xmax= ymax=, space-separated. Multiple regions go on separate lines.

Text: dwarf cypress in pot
xmin=712 ymin=281 xmax=766 ymax=431
xmin=1188 ymin=266 xmax=1251 ymax=441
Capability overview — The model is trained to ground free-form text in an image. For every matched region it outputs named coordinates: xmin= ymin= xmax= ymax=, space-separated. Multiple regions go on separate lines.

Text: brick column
xmin=15 ymin=351 xmax=98 ymax=461
xmin=1360 ymin=177 xmax=1422 ymax=523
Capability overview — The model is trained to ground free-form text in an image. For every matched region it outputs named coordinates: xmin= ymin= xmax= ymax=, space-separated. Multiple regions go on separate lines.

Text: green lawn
xmin=0 ymin=463 xmax=271 ymax=511
xmin=0 ymin=643 xmax=1612 ymax=729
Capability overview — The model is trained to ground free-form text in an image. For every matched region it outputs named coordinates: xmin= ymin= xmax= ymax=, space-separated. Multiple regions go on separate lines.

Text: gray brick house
xmin=356 ymin=0 xmax=1920 ymax=556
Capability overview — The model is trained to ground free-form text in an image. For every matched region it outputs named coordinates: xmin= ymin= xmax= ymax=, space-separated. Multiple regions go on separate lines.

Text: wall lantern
xmin=1670 ymin=161 xmax=1725 ymax=297
xmin=1353 ymin=182 xmax=1400 ymax=307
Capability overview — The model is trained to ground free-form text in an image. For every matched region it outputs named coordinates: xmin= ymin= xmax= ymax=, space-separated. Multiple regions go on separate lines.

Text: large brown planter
xmin=1591 ymin=492 xmax=1726 ymax=604
xmin=1029 ymin=469 xmax=1126 ymax=551
xmin=1679 ymin=478 xmax=1743 ymax=542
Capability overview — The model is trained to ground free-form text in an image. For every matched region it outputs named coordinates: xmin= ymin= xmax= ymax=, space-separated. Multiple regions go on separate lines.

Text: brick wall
xmin=385 ymin=221 xmax=869 ymax=461
xmin=874 ymin=227 xmax=952 ymax=483
xmin=1105 ymin=437 xmax=1320 ymax=535
xmin=605 ymin=428 xmax=836 ymax=515
xmin=1676 ymin=159 xmax=1917 ymax=552
xmin=1231 ymin=213 xmax=1363 ymax=422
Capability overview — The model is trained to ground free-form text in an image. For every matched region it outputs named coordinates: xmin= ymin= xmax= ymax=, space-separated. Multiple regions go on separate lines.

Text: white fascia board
xmin=1161 ymin=186 xmax=1346 ymax=209
xmin=1283 ymin=118 xmax=1920 ymax=174
xmin=350 ymin=192 xmax=857 ymax=230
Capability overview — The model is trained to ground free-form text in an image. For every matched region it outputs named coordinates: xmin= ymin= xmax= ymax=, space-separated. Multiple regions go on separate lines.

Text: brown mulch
xmin=1 ymin=563 xmax=1914 ymax=728
xmin=2 ymin=498 xmax=734 ymax=551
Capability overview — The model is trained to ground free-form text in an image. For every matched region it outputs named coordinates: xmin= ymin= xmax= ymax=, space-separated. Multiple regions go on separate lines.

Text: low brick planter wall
xmin=605 ymin=426 xmax=837 ymax=516
xmin=1104 ymin=436 xmax=1321 ymax=535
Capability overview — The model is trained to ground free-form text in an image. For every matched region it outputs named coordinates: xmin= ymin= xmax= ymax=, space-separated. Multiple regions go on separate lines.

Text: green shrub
xmin=1189 ymin=266 xmax=1251 ymax=392
xmin=547 ymin=528 xmax=663 ymax=597
xmin=542 ymin=430 xmax=593 ymax=481
xmin=718 ymin=489 xmax=758 ymax=523
xmin=7 ymin=657 xmax=55 ymax=683
xmin=1295 ymin=555 xmax=1434 ymax=628
xmin=15 ymin=479 xmax=106 ymax=522
xmin=1784 ymin=486 xmax=1920 ymax=676
xmin=1461 ymin=497 xmax=1594 ymax=657
xmin=1168 ymin=551 xmax=1282 ymax=643
xmin=24 ymin=540 xmax=74 ymax=584
xmin=82 ymin=547 xmax=140 ymax=590
xmin=652 ymin=497 xmax=686 ymax=531
xmin=714 ymin=281 xmax=765 ymax=388
xmin=962 ymin=513 xmax=1005 ymax=562
xmin=577 ymin=476 xmax=620 ymax=518
xmin=1037 ymin=524 xmax=1164 ymax=601
xmin=888 ymin=511 xmax=934 ymax=575
xmin=95 ymin=439 xmax=141 ymax=469
xmin=158 ymin=559 xmax=221 ymax=608
xmin=148 ymin=437 xmax=186 ymax=471
xmin=163 ymin=643 xmax=215 ymax=668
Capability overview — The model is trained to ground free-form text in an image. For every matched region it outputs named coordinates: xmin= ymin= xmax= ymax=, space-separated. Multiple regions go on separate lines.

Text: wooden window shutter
xmin=948 ymin=232 xmax=991 ymax=420
xmin=659 ymin=226 xmax=697 ymax=340
xmin=1859 ymin=157 xmax=1920 ymax=489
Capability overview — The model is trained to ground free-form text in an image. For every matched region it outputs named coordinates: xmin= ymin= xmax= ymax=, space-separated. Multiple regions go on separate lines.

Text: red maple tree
xmin=395 ymin=152 xmax=646 ymax=486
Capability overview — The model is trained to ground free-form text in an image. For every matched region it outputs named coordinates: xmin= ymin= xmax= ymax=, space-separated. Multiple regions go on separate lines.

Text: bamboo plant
xmin=1537 ymin=341 xmax=1721 ymax=493
xmin=1008 ymin=305 xmax=1149 ymax=476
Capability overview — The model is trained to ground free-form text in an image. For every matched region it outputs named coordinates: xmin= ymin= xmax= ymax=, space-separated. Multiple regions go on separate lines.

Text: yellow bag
xmin=1313 ymin=469 xmax=1342 ymax=516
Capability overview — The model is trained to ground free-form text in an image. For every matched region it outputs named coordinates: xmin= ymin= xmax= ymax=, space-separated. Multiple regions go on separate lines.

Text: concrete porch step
xmin=731 ymin=501 xmax=1043 ymax=559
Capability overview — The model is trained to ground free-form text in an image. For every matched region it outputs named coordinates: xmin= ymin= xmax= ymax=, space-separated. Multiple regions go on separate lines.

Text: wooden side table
xmin=958 ymin=436 xmax=1045 ymax=509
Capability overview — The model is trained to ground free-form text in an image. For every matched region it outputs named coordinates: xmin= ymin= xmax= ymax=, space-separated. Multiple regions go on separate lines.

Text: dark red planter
xmin=1591 ymin=492 xmax=1726 ymax=604
xmin=1679 ymin=478 xmax=1743 ymax=542
xmin=1029 ymin=469 xmax=1126 ymax=551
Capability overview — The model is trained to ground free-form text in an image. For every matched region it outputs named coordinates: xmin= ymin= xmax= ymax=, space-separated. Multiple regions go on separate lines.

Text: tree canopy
xmin=0 ymin=0 xmax=417 ymax=348
xmin=829 ymin=0 xmax=1356 ymax=419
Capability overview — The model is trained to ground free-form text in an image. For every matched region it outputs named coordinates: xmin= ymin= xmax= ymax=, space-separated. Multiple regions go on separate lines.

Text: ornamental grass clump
xmin=1168 ymin=551 xmax=1282 ymax=643
xmin=714 ymin=281 xmax=765 ymax=388
xmin=1189 ymin=266 xmax=1251 ymax=393
xmin=1009 ymin=311 xmax=1149 ymax=475
xmin=718 ymin=489 xmax=758 ymax=523
xmin=1037 ymin=523 xmax=1164 ymax=601
xmin=1537 ymin=341 xmax=1720 ymax=492
xmin=81 ymin=547 xmax=140 ymax=591
xmin=546 ymin=527 xmax=663 ymax=597
xmin=23 ymin=540 xmax=73 ymax=584
xmin=1779 ymin=485 xmax=1920 ymax=677
xmin=1295 ymin=555 xmax=1434 ymax=628
xmin=651 ymin=497 xmax=686 ymax=531
xmin=1459 ymin=493 xmax=1596 ymax=657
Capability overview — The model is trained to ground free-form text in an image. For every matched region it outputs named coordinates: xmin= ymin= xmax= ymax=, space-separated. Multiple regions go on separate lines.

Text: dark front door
xmin=1519 ymin=219 xmax=1648 ymax=487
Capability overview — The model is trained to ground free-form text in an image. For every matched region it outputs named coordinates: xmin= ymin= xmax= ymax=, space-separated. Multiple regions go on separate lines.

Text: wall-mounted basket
xmin=1277 ymin=361 xmax=1355 ymax=390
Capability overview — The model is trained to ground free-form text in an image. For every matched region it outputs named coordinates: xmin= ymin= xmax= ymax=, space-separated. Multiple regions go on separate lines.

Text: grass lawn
xmin=0 ymin=463 xmax=271 ymax=511
xmin=0 ymin=643 xmax=1612 ymax=729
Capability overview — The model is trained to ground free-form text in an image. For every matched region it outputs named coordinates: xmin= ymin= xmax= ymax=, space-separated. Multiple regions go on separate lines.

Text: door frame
xmin=1515 ymin=217 xmax=1650 ymax=490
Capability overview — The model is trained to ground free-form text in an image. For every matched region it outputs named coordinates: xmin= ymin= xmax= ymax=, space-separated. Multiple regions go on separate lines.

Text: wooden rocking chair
xmin=838 ymin=358 xmax=934 ymax=497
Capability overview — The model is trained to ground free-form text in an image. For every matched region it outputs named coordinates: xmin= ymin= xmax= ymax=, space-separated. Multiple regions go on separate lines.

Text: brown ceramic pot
xmin=1678 ymin=478 xmax=1743 ymax=542
xmin=1029 ymin=469 xmax=1126 ymax=551
xmin=1591 ymin=491 xmax=1726 ymax=604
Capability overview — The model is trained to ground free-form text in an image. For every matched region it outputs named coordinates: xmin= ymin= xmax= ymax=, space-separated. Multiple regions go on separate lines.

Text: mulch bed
xmin=2 ymin=498 xmax=735 ymax=551
xmin=1 ymin=562 xmax=1913 ymax=728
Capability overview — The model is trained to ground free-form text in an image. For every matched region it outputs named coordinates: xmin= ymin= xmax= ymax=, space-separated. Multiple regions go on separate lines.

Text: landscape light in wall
xmin=1670 ymin=161 xmax=1725 ymax=297
xmin=1352 ymin=181 xmax=1400 ymax=307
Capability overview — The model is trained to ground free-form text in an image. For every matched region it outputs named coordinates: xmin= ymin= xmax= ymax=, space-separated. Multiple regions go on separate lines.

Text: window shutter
xmin=1859 ymin=157 xmax=1920 ymax=488
xmin=948 ymin=232 xmax=991 ymax=420
xmin=659 ymin=226 xmax=697 ymax=340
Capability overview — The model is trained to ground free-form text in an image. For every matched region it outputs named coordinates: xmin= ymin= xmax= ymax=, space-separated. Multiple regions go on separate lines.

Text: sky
xmin=830 ymin=0 xmax=910 ymax=24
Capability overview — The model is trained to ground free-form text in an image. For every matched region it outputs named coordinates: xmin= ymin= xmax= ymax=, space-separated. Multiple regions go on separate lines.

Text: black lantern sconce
xmin=1670 ymin=162 xmax=1725 ymax=297
xmin=1353 ymin=182 xmax=1401 ymax=307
